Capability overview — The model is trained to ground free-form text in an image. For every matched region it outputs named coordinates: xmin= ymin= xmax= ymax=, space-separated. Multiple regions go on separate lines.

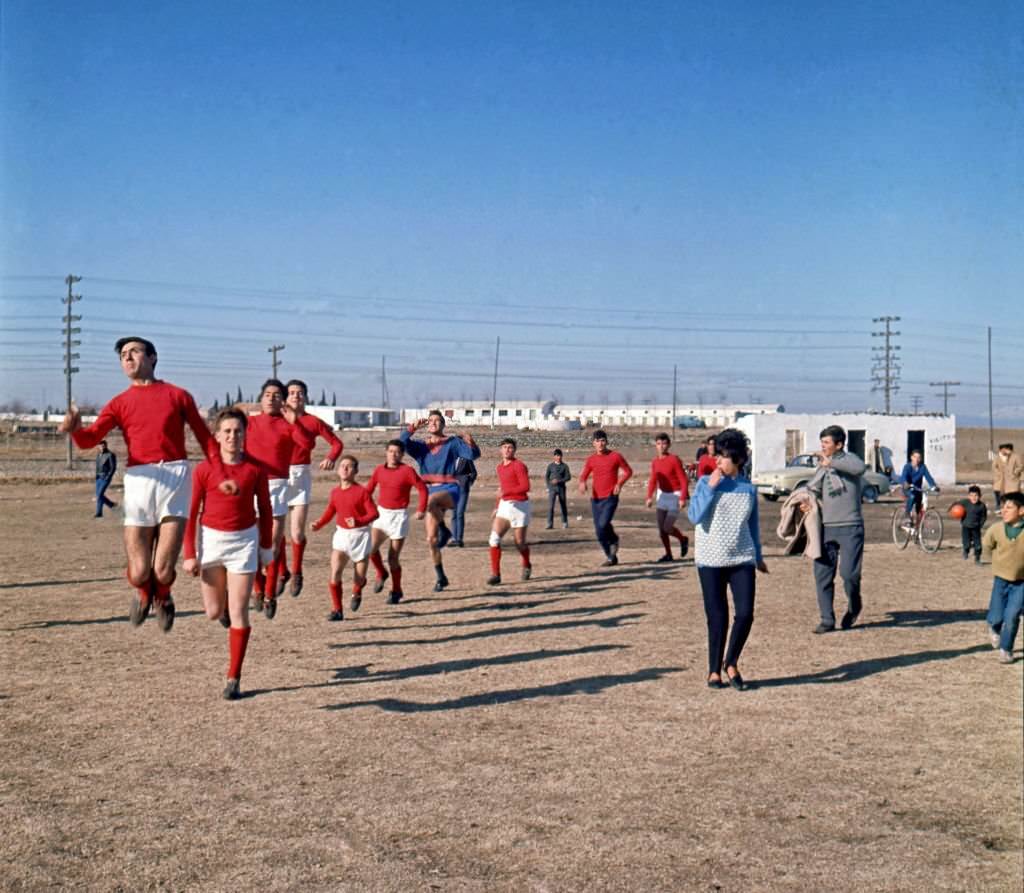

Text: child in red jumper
xmin=488 ymin=438 xmax=532 ymax=585
xmin=644 ymin=433 xmax=690 ymax=562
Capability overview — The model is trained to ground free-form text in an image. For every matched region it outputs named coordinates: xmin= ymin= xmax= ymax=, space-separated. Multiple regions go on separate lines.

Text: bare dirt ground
xmin=2 ymin=429 xmax=1021 ymax=892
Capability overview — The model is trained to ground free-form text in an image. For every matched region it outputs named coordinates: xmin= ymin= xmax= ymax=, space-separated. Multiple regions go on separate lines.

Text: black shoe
xmin=706 ymin=675 xmax=725 ymax=689
xmin=433 ymin=575 xmax=449 ymax=593
xmin=840 ymin=611 xmax=860 ymax=630
xmin=487 ymin=574 xmax=501 ymax=586
xmin=373 ymin=571 xmax=389 ymax=594
xmin=252 ymin=592 xmax=265 ymax=613
xmin=350 ymin=593 xmax=362 ymax=612
xmin=223 ymin=678 xmax=241 ymax=701
xmin=129 ymin=592 xmax=149 ymax=627
xmin=544 ymin=523 xmax=553 ymax=530
xmin=726 ymin=670 xmax=747 ymax=691
xmin=679 ymin=536 xmax=689 ymax=559
xmin=276 ymin=569 xmax=290 ymax=598
xmin=387 ymin=590 xmax=403 ymax=605
xmin=327 ymin=610 xmax=344 ymax=622
xmin=264 ymin=597 xmax=277 ymax=620
xmin=656 ymin=554 xmax=674 ymax=563
xmin=155 ymin=596 xmax=175 ymax=633
xmin=437 ymin=524 xmax=452 ymax=549
xmin=450 ymin=540 xmax=464 ymax=548
xmin=609 ymin=542 xmax=619 ymax=561
xmin=289 ymin=572 xmax=303 ymax=598
xmin=521 ymin=564 xmax=532 ymax=581
xmin=813 ymin=622 xmax=835 ymax=634
xmin=219 ymin=609 xmax=231 ymax=629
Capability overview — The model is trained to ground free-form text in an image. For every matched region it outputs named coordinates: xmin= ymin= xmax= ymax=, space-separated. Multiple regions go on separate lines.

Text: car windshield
xmin=787 ymin=454 xmax=818 ymax=468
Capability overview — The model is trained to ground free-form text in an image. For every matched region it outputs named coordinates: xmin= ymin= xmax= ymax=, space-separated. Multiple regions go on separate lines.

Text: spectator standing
xmin=992 ymin=443 xmax=1023 ymax=509
xmin=868 ymin=438 xmax=895 ymax=481
xmin=451 ymin=455 xmax=477 ymax=547
xmin=545 ymin=449 xmax=571 ymax=529
xmin=94 ymin=440 xmax=118 ymax=517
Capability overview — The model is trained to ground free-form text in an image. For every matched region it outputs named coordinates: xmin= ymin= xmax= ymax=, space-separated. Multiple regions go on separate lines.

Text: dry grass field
xmin=2 ymin=428 xmax=1021 ymax=891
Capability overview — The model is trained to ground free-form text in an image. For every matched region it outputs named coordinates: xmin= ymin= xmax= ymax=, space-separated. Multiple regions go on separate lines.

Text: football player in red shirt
xmin=644 ymin=433 xmax=690 ymax=562
xmin=578 ymin=429 xmax=633 ymax=566
xmin=487 ymin=438 xmax=532 ymax=585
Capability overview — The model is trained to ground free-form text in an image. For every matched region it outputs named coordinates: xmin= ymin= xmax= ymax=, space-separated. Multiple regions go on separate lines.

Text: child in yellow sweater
xmin=982 ymin=492 xmax=1024 ymax=663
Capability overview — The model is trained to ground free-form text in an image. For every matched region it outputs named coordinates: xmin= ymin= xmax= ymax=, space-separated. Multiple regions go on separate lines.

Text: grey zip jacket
xmin=805 ymin=450 xmax=865 ymax=526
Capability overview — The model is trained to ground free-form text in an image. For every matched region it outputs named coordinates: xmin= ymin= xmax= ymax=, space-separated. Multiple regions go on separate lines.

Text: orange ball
xmin=948 ymin=503 xmax=966 ymax=520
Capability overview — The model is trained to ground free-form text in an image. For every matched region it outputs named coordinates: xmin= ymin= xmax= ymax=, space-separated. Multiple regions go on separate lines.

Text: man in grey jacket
xmin=802 ymin=425 xmax=866 ymax=633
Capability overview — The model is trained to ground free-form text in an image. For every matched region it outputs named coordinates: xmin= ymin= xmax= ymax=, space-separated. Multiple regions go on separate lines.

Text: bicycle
xmin=891 ymin=487 xmax=943 ymax=552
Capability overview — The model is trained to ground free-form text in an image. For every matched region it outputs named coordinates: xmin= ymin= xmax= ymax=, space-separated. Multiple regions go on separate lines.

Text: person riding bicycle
xmin=899 ymin=450 xmax=939 ymax=522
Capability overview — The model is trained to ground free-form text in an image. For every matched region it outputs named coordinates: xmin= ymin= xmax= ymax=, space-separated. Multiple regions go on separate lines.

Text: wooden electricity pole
xmin=268 ymin=344 xmax=285 ymax=379
xmin=62 ymin=275 xmax=82 ymax=470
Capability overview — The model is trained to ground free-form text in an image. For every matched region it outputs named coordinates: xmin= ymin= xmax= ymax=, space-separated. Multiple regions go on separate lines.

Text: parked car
xmin=676 ymin=415 xmax=706 ymax=429
xmin=752 ymin=453 xmax=891 ymax=503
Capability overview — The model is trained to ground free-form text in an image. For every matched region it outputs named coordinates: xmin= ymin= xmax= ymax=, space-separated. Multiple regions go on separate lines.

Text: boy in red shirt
xmin=366 ymin=440 xmax=428 ymax=604
xmin=645 ymin=433 xmax=690 ymax=562
xmin=488 ymin=438 xmax=532 ymax=585
xmin=59 ymin=336 xmax=234 ymax=632
xmin=579 ymin=430 xmax=633 ymax=566
xmin=312 ymin=455 xmax=379 ymax=620
xmin=183 ymin=408 xmax=274 ymax=701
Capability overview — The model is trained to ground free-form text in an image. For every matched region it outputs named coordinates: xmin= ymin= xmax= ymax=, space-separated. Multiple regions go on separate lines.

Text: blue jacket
xmin=899 ymin=463 xmax=936 ymax=491
xmin=399 ymin=429 xmax=481 ymax=478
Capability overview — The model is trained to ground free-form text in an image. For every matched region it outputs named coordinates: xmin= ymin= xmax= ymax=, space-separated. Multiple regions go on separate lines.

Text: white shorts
xmin=655 ymin=489 xmax=682 ymax=514
xmin=123 ymin=460 xmax=191 ymax=527
xmin=373 ymin=507 xmax=410 ymax=541
xmin=267 ymin=477 xmax=290 ymax=517
xmin=286 ymin=464 xmax=312 ymax=507
xmin=496 ymin=499 xmax=531 ymax=528
xmin=331 ymin=525 xmax=373 ymax=561
xmin=199 ymin=524 xmax=258 ymax=574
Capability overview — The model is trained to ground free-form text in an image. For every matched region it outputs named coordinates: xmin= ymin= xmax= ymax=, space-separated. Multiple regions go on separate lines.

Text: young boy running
xmin=59 ymin=336 xmax=233 ymax=631
xmin=982 ymin=491 xmax=1024 ymax=663
xmin=245 ymin=379 xmax=314 ymax=619
xmin=366 ymin=440 xmax=428 ymax=604
xmin=281 ymin=379 xmax=344 ymax=598
xmin=644 ymin=433 xmax=690 ymax=562
xmin=182 ymin=408 xmax=274 ymax=701
xmin=400 ymin=411 xmax=481 ymax=591
xmin=488 ymin=438 xmax=532 ymax=585
xmin=312 ymin=455 xmax=379 ymax=620
xmin=579 ymin=430 xmax=633 ymax=566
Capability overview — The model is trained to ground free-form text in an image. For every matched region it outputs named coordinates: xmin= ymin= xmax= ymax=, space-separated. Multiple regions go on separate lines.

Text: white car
xmin=753 ymin=453 xmax=891 ymax=503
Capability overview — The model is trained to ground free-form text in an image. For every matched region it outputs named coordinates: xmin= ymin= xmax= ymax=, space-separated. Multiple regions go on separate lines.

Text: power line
xmin=268 ymin=344 xmax=285 ymax=378
xmin=871 ymin=316 xmax=901 ymax=413
xmin=62 ymin=275 xmax=82 ymax=470
xmin=929 ymin=380 xmax=960 ymax=415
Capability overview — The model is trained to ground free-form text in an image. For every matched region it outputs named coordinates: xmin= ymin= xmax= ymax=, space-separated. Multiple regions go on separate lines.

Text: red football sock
xmin=276 ymin=545 xmax=288 ymax=577
xmin=292 ymin=540 xmax=306 ymax=574
xmin=153 ymin=570 xmax=175 ymax=602
xmin=353 ymin=575 xmax=365 ymax=596
xmin=329 ymin=582 xmax=343 ymax=612
xmin=254 ymin=569 xmax=266 ymax=596
xmin=660 ymin=532 xmax=672 ymax=554
xmin=519 ymin=546 xmax=531 ymax=566
xmin=391 ymin=565 xmax=402 ymax=591
xmin=227 ymin=626 xmax=251 ymax=680
xmin=125 ymin=568 xmax=150 ymax=604
xmin=490 ymin=545 xmax=501 ymax=575
xmin=370 ymin=551 xmax=387 ymax=580
xmin=264 ymin=560 xmax=279 ymax=601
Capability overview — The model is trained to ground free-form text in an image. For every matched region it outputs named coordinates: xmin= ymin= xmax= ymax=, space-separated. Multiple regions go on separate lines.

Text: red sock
xmin=154 ymin=569 xmax=175 ymax=602
xmin=292 ymin=540 xmax=306 ymax=574
xmin=264 ymin=560 xmax=279 ymax=601
xmin=254 ymin=569 xmax=266 ymax=596
xmin=519 ymin=546 xmax=531 ymax=567
xmin=125 ymin=568 xmax=150 ymax=605
xmin=353 ymin=574 xmax=365 ymax=595
xmin=227 ymin=626 xmax=251 ymax=680
xmin=391 ymin=565 xmax=402 ymax=592
xmin=490 ymin=545 xmax=501 ymax=575
xmin=660 ymin=532 xmax=672 ymax=553
xmin=370 ymin=551 xmax=387 ymax=580
xmin=329 ymin=582 xmax=343 ymax=612
xmin=276 ymin=545 xmax=288 ymax=577
xmin=671 ymin=528 xmax=688 ymax=543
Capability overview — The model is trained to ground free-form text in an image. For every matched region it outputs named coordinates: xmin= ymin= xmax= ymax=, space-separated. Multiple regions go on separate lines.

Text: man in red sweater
xmin=281 ymin=379 xmax=344 ymax=598
xmin=644 ymin=433 xmax=690 ymax=562
xmin=487 ymin=437 xmax=532 ymax=585
xmin=59 ymin=336 xmax=234 ymax=632
xmin=579 ymin=429 xmax=633 ymax=566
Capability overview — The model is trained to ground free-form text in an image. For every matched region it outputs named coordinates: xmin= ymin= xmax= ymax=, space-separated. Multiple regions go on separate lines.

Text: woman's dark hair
xmin=714 ymin=428 xmax=749 ymax=466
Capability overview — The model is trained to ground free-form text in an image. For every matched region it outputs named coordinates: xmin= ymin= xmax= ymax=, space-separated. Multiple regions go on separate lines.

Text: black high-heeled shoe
xmin=724 ymin=667 xmax=747 ymax=691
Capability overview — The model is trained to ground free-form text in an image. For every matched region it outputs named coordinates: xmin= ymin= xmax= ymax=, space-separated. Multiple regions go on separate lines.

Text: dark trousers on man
xmin=95 ymin=476 xmax=116 ymax=517
xmin=590 ymin=495 xmax=619 ymax=558
xmin=547 ymin=484 xmax=567 ymax=527
xmin=812 ymin=523 xmax=864 ymax=627
xmin=453 ymin=481 xmax=471 ymax=544
xmin=961 ymin=526 xmax=982 ymax=560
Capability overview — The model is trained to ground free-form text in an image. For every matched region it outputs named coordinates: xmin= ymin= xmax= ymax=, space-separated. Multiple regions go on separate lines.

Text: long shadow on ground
xmin=855 ymin=609 xmax=987 ymax=630
xmin=321 ymin=665 xmax=685 ymax=712
xmin=753 ymin=644 xmax=992 ymax=688
xmin=384 ymin=595 xmax=580 ymax=620
xmin=10 ymin=609 xmax=206 ymax=631
xmin=0 ymin=576 xmax=123 ymax=590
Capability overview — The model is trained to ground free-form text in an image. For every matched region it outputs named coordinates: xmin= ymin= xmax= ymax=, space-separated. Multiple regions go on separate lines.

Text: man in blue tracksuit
xmin=94 ymin=441 xmax=118 ymax=517
xmin=899 ymin=450 xmax=939 ymax=518
xmin=400 ymin=410 xmax=481 ymax=591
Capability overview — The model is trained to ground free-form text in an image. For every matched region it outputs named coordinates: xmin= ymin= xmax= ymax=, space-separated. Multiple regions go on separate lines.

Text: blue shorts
xmin=428 ymin=483 xmax=460 ymax=502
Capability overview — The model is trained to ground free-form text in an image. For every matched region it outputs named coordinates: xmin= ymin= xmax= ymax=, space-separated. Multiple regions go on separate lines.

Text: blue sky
xmin=2 ymin=1 xmax=1021 ymax=422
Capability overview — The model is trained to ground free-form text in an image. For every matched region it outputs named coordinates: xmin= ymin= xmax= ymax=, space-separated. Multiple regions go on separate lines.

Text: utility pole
xmin=929 ymin=380 xmax=960 ymax=415
xmin=871 ymin=316 xmax=901 ymax=413
xmin=268 ymin=344 xmax=285 ymax=379
xmin=380 ymin=355 xmax=390 ymax=407
xmin=910 ymin=395 xmax=923 ymax=414
xmin=490 ymin=336 xmax=500 ymax=428
xmin=987 ymin=326 xmax=994 ymax=457
xmin=62 ymin=275 xmax=82 ymax=470
xmin=671 ymin=364 xmax=677 ymax=428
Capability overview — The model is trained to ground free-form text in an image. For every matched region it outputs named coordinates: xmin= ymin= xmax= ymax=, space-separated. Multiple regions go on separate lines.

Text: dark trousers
xmin=94 ymin=476 xmax=115 ymax=516
xmin=548 ymin=484 xmax=567 ymax=526
xmin=812 ymin=523 xmax=864 ymax=626
xmin=994 ymin=491 xmax=1004 ymax=511
xmin=590 ymin=495 xmax=619 ymax=557
xmin=453 ymin=481 xmax=471 ymax=543
xmin=961 ymin=526 xmax=982 ymax=558
xmin=698 ymin=564 xmax=756 ymax=674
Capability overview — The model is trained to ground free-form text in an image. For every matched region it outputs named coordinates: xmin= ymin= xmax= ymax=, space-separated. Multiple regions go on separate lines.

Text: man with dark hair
xmin=544 ymin=448 xmax=571 ymax=529
xmin=803 ymin=425 xmax=867 ymax=633
xmin=645 ymin=433 xmax=689 ymax=561
xmin=94 ymin=440 xmax=118 ymax=517
xmin=60 ymin=336 xmax=232 ymax=632
xmin=992 ymin=443 xmax=1023 ymax=510
xmin=579 ymin=429 xmax=633 ymax=566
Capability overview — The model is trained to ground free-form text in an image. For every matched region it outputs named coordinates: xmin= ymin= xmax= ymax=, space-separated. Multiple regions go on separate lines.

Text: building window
xmin=465 ymin=409 xmax=475 ymax=416
xmin=515 ymin=409 xmax=522 ymax=416
xmin=482 ymin=409 xmax=491 ymax=416
xmin=498 ymin=409 xmax=508 ymax=417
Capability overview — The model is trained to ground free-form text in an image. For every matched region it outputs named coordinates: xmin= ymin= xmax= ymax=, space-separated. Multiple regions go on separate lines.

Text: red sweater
xmin=497 ymin=459 xmax=530 ymax=502
xmin=183 ymin=455 xmax=273 ymax=560
xmin=646 ymin=454 xmax=689 ymax=500
xmin=697 ymin=454 xmax=718 ymax=478
xmin=581 ymin=450 xmax=633 ymax=500
xmin=246 ymin=413 xmax=313 ymax=479
xmin=367 ymin=463 xmax=428 ymax=511
xmin=290 ymin=413 xmax=344 ymax=465
xmin=312 ymin=483 xmax=379 ymax=530
xmin=71 ymin=380 xmax=218 ymax=466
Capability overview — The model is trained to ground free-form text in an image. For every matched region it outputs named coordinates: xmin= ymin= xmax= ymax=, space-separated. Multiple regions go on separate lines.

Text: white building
xmin=735 ymin=412 xmax=958 ymax=485
xmin=304 ymin=406 xmax=399 ymax=429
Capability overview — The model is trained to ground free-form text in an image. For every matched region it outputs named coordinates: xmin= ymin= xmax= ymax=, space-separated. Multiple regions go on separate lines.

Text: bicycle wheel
xmin=891 ymin=508 xmax=912 ymax=549
xmin=918 ymin=509 xmax=943 ymax=553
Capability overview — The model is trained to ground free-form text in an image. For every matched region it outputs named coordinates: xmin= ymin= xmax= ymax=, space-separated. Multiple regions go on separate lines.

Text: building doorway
xmin=906 ymin=430 xmax=925 ymax=463
xmin=847 ymin=429 xmax=866 ymax=461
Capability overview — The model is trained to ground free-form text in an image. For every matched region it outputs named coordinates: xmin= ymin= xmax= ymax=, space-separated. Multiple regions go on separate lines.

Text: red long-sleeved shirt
xmin=246 ymin=413 xmax=313 ymax=479
xmin=312 ymin=483 xmax=379 ymax=530
xmin=646 ymin=454 xmax=690 ymax=501
xmin=367 ymin=463 xmax=428 ymax=512
xmin=580 ymin=450 xmax=633 ymax=500
xmin=697 ymin=454 xmax=718 ymax=478
xmin=497 ymin=459 xmax=530 ymax=502
xmin=183 ymin=455 xmax=273 ymax=560
xmin=289 ymin=413 xmax=344 ymax=465
xmin=70 ymin=380 xmax=218 ymax=466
